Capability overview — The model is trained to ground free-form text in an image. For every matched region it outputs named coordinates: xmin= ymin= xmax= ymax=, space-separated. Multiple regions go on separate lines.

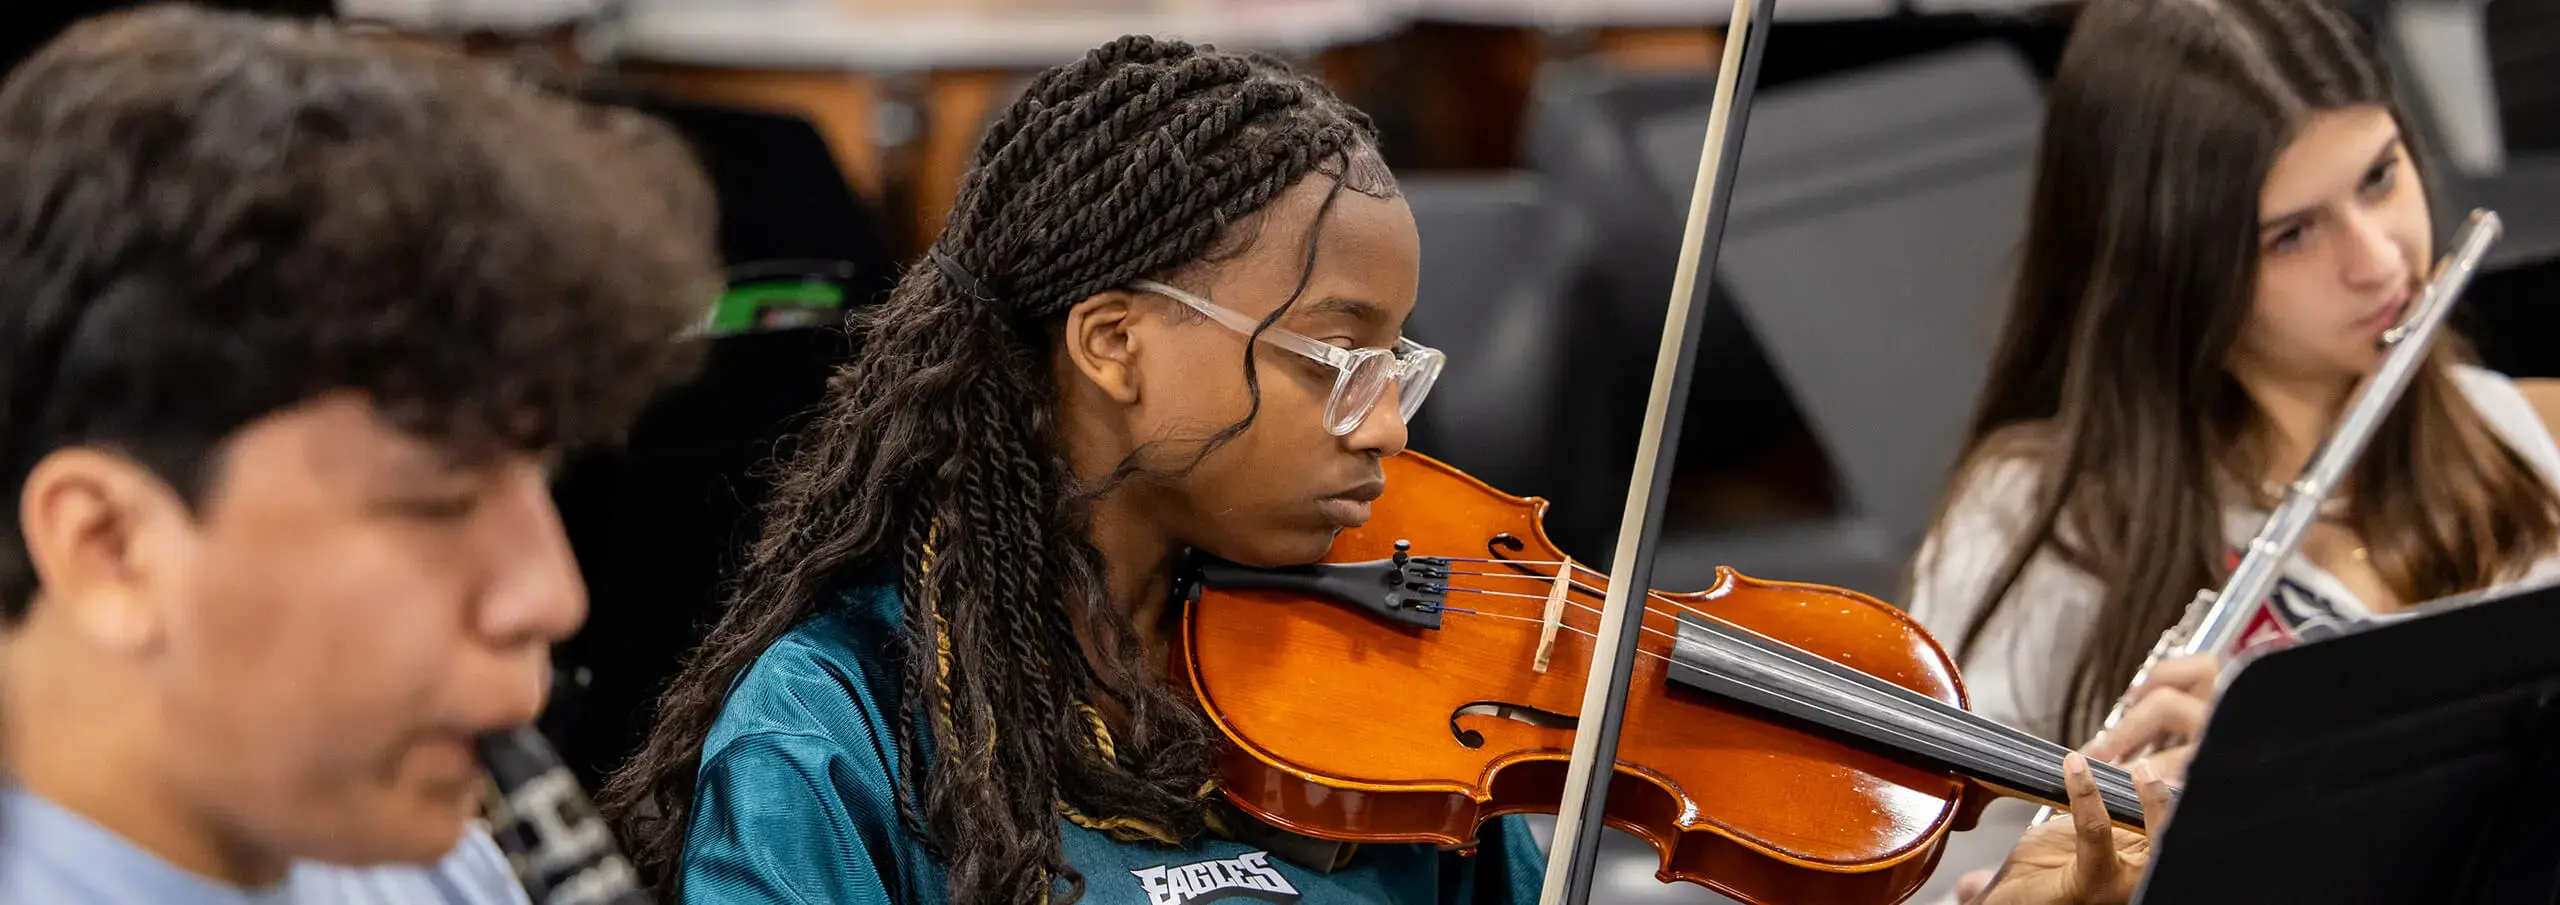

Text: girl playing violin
xmin=1911 ymin=0 xmax=2560 ymax=898
xmin=599 ymin=36 xmax=1543 ymax=905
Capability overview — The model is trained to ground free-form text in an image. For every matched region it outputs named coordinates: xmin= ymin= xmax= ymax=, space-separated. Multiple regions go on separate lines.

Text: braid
xmin=894 ymin=518 xmax=952 ymax=861
xmin=601 ymin=34 xmax=1396 ymax=905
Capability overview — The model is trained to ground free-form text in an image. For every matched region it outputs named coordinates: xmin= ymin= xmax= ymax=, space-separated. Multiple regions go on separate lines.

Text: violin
xmin=1182 ymin=0 xmax=2165 ymax=899
xmin=1176 ymin=451 xmax=2156 ymax=905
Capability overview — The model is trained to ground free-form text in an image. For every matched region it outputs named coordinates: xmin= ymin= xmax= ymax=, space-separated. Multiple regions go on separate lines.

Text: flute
xmin=2023 ymin=208 xmax=2504 ymax=827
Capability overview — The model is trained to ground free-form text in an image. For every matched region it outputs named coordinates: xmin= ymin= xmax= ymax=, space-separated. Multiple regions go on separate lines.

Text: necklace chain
xmin=2255 ymin=478 xmax=2352 ymax=521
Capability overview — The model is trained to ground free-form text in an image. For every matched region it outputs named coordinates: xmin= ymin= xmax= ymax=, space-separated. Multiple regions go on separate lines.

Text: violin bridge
xmin=1534 ymin=558 xmax=1572 ymax=673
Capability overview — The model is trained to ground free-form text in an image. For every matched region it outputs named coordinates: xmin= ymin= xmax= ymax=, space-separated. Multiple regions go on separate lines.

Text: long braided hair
xmin=601 ymin=36 xmax=1396 ymax=904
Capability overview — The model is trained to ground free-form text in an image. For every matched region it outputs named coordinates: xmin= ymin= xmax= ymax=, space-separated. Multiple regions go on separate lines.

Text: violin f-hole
xmin=1487 ymin=535 xmax=1538 ymax=577
xmin=1449 ymin=700 xmax=1579 ymax=749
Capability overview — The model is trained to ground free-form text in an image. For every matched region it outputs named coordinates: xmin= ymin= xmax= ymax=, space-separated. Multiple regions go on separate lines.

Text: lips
xmin=1319 ymin=479 xmax=1385 ymax=528
xmin=2357 ymin=287 xmax=2414 ymax=331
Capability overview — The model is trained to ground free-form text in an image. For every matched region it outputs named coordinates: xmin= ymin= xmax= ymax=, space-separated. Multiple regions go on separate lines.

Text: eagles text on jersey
xmin=1129 ymin=851 xmax=1302 ymax=905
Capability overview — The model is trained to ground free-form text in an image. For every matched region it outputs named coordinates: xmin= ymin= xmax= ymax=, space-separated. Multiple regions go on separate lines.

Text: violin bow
xmin=1535 ymin=0 xmax=1779 ymax=901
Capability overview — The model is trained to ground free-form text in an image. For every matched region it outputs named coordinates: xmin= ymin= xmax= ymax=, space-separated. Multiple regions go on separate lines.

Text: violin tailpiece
xmin=1191 ymin=547 xmax=1450 ymax=631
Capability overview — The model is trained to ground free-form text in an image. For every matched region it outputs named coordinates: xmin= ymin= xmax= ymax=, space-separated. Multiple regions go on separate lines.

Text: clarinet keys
xmin=477 ymin=727 xmax=656 ymax=905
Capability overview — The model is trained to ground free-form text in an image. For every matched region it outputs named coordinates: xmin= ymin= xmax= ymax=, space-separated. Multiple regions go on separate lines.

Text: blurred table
xmin=602 ymin=0 xmax=1403 ymax=254
xmin=611 ymin=0 xmax=1401 ymax=70
xmin=594 ymin=0 xmax=2075 ymax=251
xmin=1413 ymin=0 xmax=2076 ymax=24
xmin=1900 ymin=0 xmax=2074 ymax=15
xmin=1411 ymin=0 xmax=1899 ymax=27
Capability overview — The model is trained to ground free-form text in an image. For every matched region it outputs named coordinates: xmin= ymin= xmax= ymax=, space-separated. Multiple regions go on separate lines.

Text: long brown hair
xmin=1916 ymin=0 xmax=2559 ymax=743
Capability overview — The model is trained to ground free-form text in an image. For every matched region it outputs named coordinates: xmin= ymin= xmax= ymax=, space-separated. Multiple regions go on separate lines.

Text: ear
xmin=18 ymin=448 xmax=193 ymax=652
xmin=1061 ymin=289 xmax=1147 ymax=405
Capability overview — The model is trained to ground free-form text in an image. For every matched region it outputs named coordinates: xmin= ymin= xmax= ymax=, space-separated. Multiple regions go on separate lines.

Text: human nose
xmin=1343 ymin=381 xmax=1409 ymax=458
xmin=2337 ymin=208 xmax=2409 ymax=293
xmin=476 ymin=465 xmax=589 ymax=648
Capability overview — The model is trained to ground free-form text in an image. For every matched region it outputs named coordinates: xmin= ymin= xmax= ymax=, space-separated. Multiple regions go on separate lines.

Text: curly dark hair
xmin=0 ymin=3 xmax=720 ymax=620
xmin=601 ymin=34 xmax=1397 ymax=905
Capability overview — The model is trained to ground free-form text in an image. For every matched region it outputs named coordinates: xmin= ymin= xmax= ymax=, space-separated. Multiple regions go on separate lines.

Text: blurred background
xmin=14 ymin=0 xmax=2553 ymax=901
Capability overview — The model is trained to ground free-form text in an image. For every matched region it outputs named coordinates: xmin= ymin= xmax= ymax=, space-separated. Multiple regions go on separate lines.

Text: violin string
xmin=1435 ymin=558 xmax=1857 ymax=678
xmin=1695 ymin=633 xmax=2136 ymax=805
xmin=1442 ymin=569 xmax=1830 ymax=681
xmin=1436 ymin=587 xmax=2093 ymax=794
xmin=1434 ymin=587 xmax=1684 ymax=646
xmin=1428 ymin=554 xmax=2118 ymax=803
xmin=1679 ymin=614 xmax=2138 ymax=805
xmin=1439 ymin=557 xmax=1805 ymax=654
xmin=1665 ymin=607 xmax=2118 ymax=797
xmin=1395 ymin=557 xmax=2129 ymax=811
xmin=1456 ymin=555 xmax=1959 ymax=709
xmin=1450 ymin=607 xmax=1679 ymax=668
xmin=1431 ymin=585 xmax=1664 ymax=624
xmin=1429 ymin=583 xmax=1839 ymax=697
xmin=1435 ymin=568 xmax=1694 ymax=630
xmin=1436 ymin=558 xmax=1746 ymax=635
xmin=1426 ymin=584 xmax=2134 ymax=808
xmin=1433 ymin=554 xmax=2081 ymax=779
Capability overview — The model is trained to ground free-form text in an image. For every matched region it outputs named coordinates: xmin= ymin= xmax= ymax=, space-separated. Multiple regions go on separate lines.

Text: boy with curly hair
xmin=0 ymin=6 xmax=719 ymax=903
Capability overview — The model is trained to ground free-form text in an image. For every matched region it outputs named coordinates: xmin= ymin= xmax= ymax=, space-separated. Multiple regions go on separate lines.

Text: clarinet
xmin=476 ymin=726 xmax=656 ymax=905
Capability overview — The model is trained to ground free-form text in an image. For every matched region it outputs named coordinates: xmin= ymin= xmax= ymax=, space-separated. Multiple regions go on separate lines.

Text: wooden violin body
xmin=1174 ymin=452 xmax=1995 ymax=905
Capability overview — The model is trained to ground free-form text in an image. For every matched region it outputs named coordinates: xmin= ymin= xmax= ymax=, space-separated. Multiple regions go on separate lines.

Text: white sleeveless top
xmin=1905 ymin=365 xmax=2560 ymax=744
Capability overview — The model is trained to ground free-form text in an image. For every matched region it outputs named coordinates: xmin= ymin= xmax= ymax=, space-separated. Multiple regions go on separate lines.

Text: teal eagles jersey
xmin=680 ymin=582 xmax=1548 ymax=905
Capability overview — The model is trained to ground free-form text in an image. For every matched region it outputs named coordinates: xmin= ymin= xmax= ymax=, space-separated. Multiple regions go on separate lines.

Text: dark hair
xmin=602 ymin=35 xmax=1395 ymax=905
xmin=0 ymin=4 xmax=721 ymax=620
xmin=5 ymin=2 xmax=339 ymax=78
xmin=1911 ymin=0 xmax=2558 ymax=742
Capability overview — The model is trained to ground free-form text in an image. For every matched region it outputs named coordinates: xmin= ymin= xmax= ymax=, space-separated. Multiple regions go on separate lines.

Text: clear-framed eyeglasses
xmin=1128 ymin=279 xmax=1444 ymax=436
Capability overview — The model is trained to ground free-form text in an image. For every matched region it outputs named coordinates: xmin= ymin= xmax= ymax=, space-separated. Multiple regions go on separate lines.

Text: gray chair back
xmin=1638 ymin=41 xmax=2042 ymax=555
xmin=1400 ymin=173 xmax=1589 ymax=500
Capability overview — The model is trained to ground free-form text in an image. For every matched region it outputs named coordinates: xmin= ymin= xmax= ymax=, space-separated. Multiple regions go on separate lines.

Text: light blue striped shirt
xmin=0 ymin=787 xmax=531 ymax=905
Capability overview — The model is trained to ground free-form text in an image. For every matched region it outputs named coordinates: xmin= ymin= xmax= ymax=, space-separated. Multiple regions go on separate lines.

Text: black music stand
xmin=2132 ymin=579 xmax=2560 ymax=904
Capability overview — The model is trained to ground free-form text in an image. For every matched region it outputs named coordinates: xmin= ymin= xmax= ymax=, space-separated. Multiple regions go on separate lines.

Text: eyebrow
xmin=2259 ymin=133 xmax=2403 ymax=234
xmin=390 ymin=447 xmax=469 ymax=481
xmin=1291 ymin=295 xmax=1397 ymax=331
